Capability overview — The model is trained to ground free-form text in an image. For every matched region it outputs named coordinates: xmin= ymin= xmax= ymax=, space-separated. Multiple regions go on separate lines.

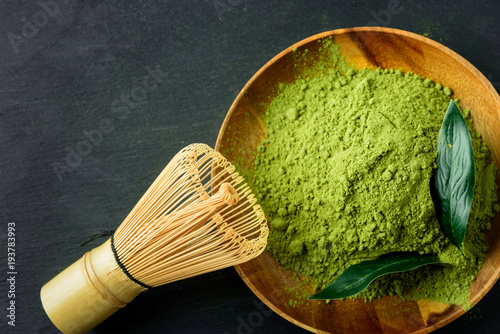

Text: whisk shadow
xmin=93 ymin=268 xmax=248 ymax=333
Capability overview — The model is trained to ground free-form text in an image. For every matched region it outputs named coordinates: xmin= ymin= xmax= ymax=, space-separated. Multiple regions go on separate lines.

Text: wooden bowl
xmin=215 ymin=27 xmax=500 ymax=333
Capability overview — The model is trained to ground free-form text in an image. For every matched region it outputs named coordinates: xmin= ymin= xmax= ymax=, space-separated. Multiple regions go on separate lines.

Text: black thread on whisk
xmin=110 ymin=233 xmax=152 ymax=289
xmin=79 ymin=230 xmax=115 ymax=247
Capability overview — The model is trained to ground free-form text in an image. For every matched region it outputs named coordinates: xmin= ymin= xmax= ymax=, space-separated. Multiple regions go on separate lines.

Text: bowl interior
xmin=216 ymin=27 xmax=500 ymax=333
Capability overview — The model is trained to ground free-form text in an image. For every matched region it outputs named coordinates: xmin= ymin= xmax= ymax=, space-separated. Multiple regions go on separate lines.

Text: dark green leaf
xmin=308 ymin=253 xmax=441 ymax=300
xmin=431 ymin=100 xmax=475 ymax=251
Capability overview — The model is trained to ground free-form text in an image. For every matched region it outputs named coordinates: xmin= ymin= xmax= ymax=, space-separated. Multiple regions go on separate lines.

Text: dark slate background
xmin=1 ymin=1 xmax=499 ymax=333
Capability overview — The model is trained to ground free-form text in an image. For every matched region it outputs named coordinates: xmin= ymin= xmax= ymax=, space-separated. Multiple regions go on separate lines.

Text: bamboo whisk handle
xmin=40 ymin=239 xmax=146 ymax=334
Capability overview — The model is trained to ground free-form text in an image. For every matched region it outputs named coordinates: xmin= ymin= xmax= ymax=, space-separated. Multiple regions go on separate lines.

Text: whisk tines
xmin=112 ymin=143 xmax=268 ymax=287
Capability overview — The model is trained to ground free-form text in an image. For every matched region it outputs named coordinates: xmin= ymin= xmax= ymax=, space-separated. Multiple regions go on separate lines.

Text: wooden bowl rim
xmin=215 ymin=26 xmax=500 ymax=333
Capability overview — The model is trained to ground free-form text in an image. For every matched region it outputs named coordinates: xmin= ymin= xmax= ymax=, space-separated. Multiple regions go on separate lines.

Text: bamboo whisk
xmin=40 ymin=144 xmax=268 ymax=334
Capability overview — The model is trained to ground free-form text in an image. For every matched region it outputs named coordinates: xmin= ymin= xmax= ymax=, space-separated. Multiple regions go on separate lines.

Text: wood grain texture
xmin=215 ymin=27 xmax=500 ymax=333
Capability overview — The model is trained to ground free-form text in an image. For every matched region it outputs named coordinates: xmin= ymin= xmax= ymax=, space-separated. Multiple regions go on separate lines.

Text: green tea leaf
xmin=308 ymin=253 xmax=441 ymax=300
xmin=431 ymin=100 xmax=475 ymax=251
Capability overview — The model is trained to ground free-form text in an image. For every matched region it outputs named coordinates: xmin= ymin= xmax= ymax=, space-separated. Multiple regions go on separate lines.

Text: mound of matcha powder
xmin=250 ymin=42 xmax=499 ymax=305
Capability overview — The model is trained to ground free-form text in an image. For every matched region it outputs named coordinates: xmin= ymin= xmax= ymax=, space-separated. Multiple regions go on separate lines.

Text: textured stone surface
xmin=0 ymin=1 xmax=499 ymax=333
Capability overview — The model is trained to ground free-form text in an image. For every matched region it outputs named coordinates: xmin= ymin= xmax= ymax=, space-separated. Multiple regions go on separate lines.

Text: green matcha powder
xmin=250 ymin=41 xmax=499 ymax=305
